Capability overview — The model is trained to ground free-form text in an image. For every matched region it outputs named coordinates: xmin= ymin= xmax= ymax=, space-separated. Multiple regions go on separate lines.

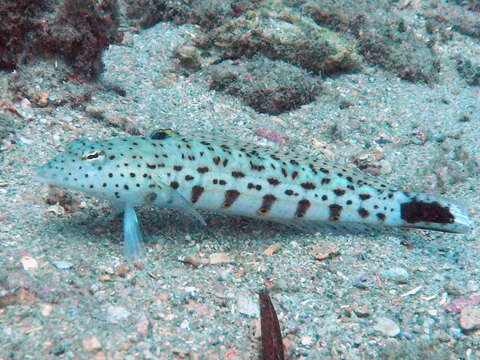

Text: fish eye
xmin=80 ymin=150 xmax=105 ymax=161
xmin=150 ymin=128 xmax=178 ymax=140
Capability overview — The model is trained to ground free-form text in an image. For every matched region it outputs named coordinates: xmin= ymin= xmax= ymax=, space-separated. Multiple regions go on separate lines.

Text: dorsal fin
xmin=192 ymin=131 xmax=393 ymax=190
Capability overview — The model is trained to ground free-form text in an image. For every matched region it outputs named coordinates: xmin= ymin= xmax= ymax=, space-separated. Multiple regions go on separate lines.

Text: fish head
xmin=36 ymin=138 xmax=114 ymax=197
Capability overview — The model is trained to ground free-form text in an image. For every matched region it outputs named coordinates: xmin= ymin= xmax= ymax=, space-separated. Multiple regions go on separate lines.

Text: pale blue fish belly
xmin=36 ymin=129 xmax=474 ymax=260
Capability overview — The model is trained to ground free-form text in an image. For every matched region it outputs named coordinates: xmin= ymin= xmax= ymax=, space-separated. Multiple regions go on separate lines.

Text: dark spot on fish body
xmin=197 ymin=166 xmax=209 ymax=174
xmin=267 ymin=178 xmax=281 ymax=185
xmin=258 ymin=194 xmax=277 ymax=215
xmin=333 ymin=188 xmax=346 ymax=196
xmin=301 ymin=182 xmax=316 ymax=190
xmin=321 ymin=178 xmax=330 ymax=185
xmin=232 ymin=171 xmax=245 ymax=178
xmin=250 ymin=162 xmax=265 ymax=171
xmin=191 ymin=186 xmax=204 ymax=204
xmin=170 ymin=181 xmax=179 ymax=189
xmin=295 ymin=199 xmax=311 ymax=218
xmin=329 ymin=204 xmax=343 ymax=221
xmin=223 ymin=190 xmax=240 ymax=208
xmin=376 ymin=213 xmax=386 ymax=221
xmin=359 ymin=193 xmax=371 ymax=200
xmin=291 ymin=171 xmax=299 ymax=180
xmin=213 ymin=156 xmax=220 ymax=165
xmin=173 ymin=165 xmax=183 ymax=171
xmin=185 ymin=175 xmax=194 ymax=181
xmin=358 ymin=207 xmax=369 ymax=218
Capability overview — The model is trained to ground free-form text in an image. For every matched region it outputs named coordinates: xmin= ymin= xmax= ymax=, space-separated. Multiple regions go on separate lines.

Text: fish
xmin=36 ymin=129 xmax=473 ymax=260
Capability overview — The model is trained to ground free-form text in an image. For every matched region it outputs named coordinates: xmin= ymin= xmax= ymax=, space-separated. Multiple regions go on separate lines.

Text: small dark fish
xmin=259 ymin=290 xmax=285 ymax=360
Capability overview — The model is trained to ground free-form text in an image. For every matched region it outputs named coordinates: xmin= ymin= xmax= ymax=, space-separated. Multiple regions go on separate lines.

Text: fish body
xmin=36 ymin=129 xmax=473 ymax=259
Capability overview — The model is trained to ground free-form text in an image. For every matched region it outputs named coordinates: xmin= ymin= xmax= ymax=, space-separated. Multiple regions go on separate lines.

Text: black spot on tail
xmin=401 ymin=199 xmax=454 ymax=224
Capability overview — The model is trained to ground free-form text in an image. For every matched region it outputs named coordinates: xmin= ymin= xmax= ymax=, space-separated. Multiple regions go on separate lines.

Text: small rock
xmin=82 ymin=336 xmax=102 ymax=353
xmin=467 ymin=280 xmax=479 ymax=293
xmin=0 ymin=288 xmax=37 ymax=308
xmin=374 ymin=317 xmax=401 ymax=337
xmin=173 ymin=44 xmax=201 ymax=72
xmin=381 ymin=267 xmax=409 ymax=283
xmin=180 ymin=319 xmax=190 ymax=329
xmin=20 ymin=256 xmax=38 ymax=271
xmin=237 ymin=293 xmax=259 ymax=317
xmin=136 ymin=315 xmax=151 ymax=337
xmin=352 ymin=304 xmax=370 ymax=318
xmin=15 ymin=98 xmax=34 ymax=120
xmin=301 ymin=335 xmax=313 ymax=346
xmin=311 ymin=243 xmax=340 ymax=260
xmin=459 ymin=306 xmax=480 ymax=331
xmin=209 ymin=252 xmax=232 ymax=264
xmin=448 ymin=327 xmax=463 ymax=339
xmin=85 ymin=105 xmax=105 ymax=120
xmin=264 ymin=243 xmax=282 ymax=256
xmin=182 ymin=255 xmax=207 ymax=267
xmin=445 ymin=281 xmax=463 ymax=296
xmin=36 ymin=92 xmax=49 ymax=107
xmin=115 ymin=263 xmax=130 ymax=278
xmin=52 ymin=261 xmax=73 ymax=270
xmin=106 ymin=305 xmax=130 ymax=323
xmin=41 ymin=304 xmax=53 ymax=316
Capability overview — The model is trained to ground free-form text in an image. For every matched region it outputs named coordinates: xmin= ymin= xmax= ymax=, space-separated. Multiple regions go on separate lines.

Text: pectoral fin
xmin=146 ymin=179 xmax=206 ymax=228
xmin=167 ymin=188 xmax=207 ymax=228
xmin=123 ymin=205 xmax=145 ymax=261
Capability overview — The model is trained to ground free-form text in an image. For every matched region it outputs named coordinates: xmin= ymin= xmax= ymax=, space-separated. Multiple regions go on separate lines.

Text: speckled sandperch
xmin=36 ymin=129 xmax=473 ymax=260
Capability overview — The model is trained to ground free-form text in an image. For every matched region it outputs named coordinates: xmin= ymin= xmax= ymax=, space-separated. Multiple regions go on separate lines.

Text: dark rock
xmin=206 ymin=56 xmax=320 ymax=115
xmin=0 ymin=0 xmax=121 ymax=80
xmin=124 ymin=0 xmax=260 ymax=30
